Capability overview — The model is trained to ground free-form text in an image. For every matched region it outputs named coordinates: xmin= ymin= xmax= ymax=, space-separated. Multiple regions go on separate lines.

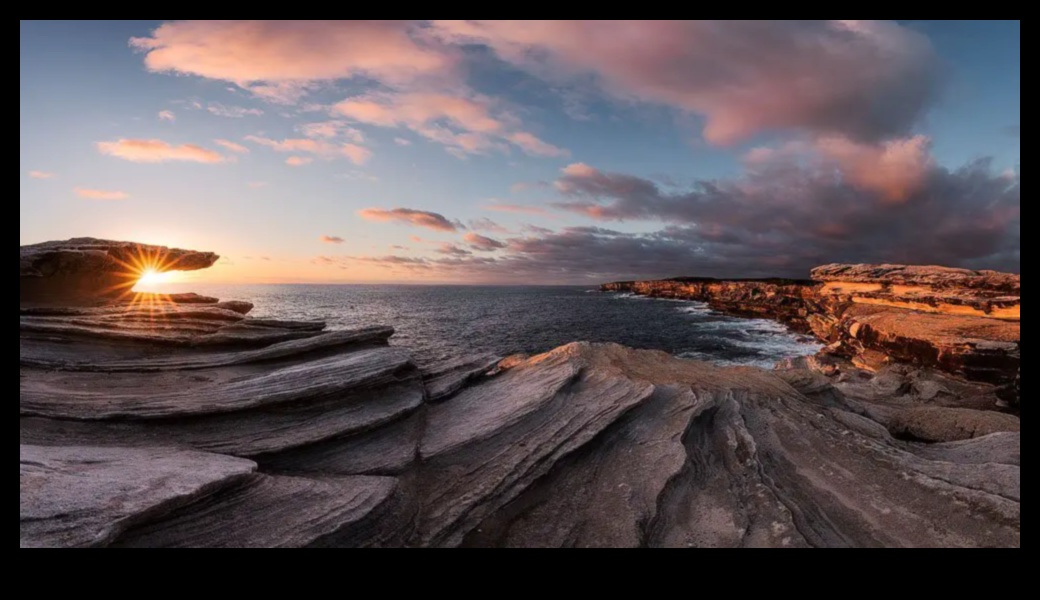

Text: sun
xmin=136 ymin=268 xmax=174 ymax=286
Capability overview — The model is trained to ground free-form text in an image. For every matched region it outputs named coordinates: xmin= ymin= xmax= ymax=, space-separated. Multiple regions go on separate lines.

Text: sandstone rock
xmin=421 ymin=353 xmax=501 ymax=402
xmin=448 ymin=344 xmax=1019 ymax=548
xmin=603 ymin=263 xmax=1020 ymax=397
xmin=20 ymin=240 xmax=1022 ymax=547
xmin=812 ymin=264 xmax=1021 ymax=326
xmin=887 ymin=406 xmax=1021 ymax=442
xmin=20 ymin=444 xmax=255 ymax=548
xmin=113 ymin=473 xmax=404 ymax=548
xmin=601 ymin=278 xmax=818 ymax=332
xmin=20 ymin=238 xmax=218 ymax=306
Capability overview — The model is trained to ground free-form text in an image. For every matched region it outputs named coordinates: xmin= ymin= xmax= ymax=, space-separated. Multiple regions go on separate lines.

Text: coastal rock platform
xmin=20 ymin=239 xmax=1020 ymax=547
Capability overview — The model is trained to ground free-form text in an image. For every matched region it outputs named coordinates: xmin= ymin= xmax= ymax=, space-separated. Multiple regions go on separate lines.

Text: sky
xmin=19 ymin=20 xmax=1020 ymax=284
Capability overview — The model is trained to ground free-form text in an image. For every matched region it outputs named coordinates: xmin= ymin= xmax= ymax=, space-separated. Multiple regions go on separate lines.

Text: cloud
xmin=74 ymin=187 xmax=129 ymax=200
xmin=433 ymin=20 xmax=937 ymax=145
xmin=358 ymin=207 xmax=458 ymax=232
xmin=394 ymin=137 xmax=412 ymax=146
xmin=206 ymin=102 xmax=263 ymax=118
xmin=506 ymin=131 xmax=570 ymax=157
xmin=247 ymin=181 xmax=269 ymax=188
xmin=158 ymin=110 xmax=175 ymax=122
xmin=814 ymin=135 xmax=933 ymax=203
xmin=1003 ymin=125 xmax=1021 ymax=138
xmin=245 ymin=135 xmax=371 ymax=164
xmin=96 ymin=138 xmax=226 ymax=163
xmin=319 ymin=235 xmax=345 ymax=244
xmin=467 ymin=217 xmax=510 ymax=233
xmin=334 ymin=91 xmax=565 ymax=158
xmin=436 ymin=243 xmax=472 ymax=256
xmin=285 ymin=156 xmax=313 ymax=166
xmin=28 ymin=170 xmax=55 ymax=179
xmin=214 ymin=139 xmax=250 ymax=154
xmin=130 ymin=21 xmax=456 ymax=92
xmin=550 ymin=158 xmax=1019 ymax=274
xmin=463 ymin=232 xmax=507 ymax=251
xmin=298 ymin=120 xmax=364 ymax=142
xmin=484 ymin=202 xmax=550 ymax=215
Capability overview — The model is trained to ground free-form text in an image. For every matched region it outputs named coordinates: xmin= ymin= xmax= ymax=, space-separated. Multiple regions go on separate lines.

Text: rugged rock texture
xmin=20 ymin=241 xmax=1020 ymax=547
xmin=603 ymin=264 xmax=1020 ymax=395
xmin=601 ymin=278 xmax=818 ymax=331
xmin=21 ymin=238 xmax=218 ymax=306
xmin=810 ymin=265 xmax=1020 ymax=391
xmin=811 ymin=263 xmax=1020 ymax=319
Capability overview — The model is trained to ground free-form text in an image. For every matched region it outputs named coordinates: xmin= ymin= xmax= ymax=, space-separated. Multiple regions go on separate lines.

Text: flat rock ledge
xmin=20 ymin=241 xmax=1020 ymax=547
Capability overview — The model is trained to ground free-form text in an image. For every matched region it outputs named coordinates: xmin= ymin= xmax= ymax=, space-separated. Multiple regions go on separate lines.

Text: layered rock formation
xmin=600 ymin=278 xmax=818 ymax=332
xmin=20 ymin=240 xmax=1020 ymax=547
xmin=603 ymin=264 xmax=1021 ymax=399
xmin=21 ymin=238 xmax=218 ymax=306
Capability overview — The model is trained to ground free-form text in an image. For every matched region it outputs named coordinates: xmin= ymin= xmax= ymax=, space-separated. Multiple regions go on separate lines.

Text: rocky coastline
xmin=21 ymin=239 xmax=1020 ymax=547
xmin=602 ymin=264 xmax=1020 ymax=403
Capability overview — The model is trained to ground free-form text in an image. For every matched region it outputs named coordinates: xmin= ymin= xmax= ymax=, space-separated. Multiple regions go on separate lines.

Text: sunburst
xmin=100 ymin=244 xmax=186 ymax=323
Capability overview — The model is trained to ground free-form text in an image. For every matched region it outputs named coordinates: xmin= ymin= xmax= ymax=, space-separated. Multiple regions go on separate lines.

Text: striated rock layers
xmin=21 ymin=238 xmax=218 ymax=306
xmin=21 ymin=240 xmax=1020 ymax=547
xmin=600 ymin=278 xmax=819 ymax=332
xmin=602 ymin=264 xmax=1021 ymax=395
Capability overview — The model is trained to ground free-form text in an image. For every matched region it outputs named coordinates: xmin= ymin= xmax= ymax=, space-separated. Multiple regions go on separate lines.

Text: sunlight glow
xmin=137 ymin=268 xmax=174 ymax=285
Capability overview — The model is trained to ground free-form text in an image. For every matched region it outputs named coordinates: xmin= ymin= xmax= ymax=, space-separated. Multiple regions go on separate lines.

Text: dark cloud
xmin=346 ymin=153 xmax=1018 ymax=283
xmin=319 ymin=234 xmax=344 ymax=244
xmin=463 ymin=232 xmax=507 ymax=251
xmin=550 ymin=158 xmax=1019 ymax=275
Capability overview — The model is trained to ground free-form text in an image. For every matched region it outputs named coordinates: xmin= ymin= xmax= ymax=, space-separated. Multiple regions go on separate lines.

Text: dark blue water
xmin=149 ymin=284 xmax=821 ymax=369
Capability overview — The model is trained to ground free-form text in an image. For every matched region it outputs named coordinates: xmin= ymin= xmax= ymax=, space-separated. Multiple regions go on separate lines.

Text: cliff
xmin=601 ymin=278 xmax=818 ymax=332
xmin=20 ymin=240 xmax=1020 ymax=547
xmin=602 ymin=264 xmax=1021 ymax=396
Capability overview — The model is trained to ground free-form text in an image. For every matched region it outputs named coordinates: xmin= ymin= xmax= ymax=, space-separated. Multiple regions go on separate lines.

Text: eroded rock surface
xmin=20 ymin=241 xmax=1021 ymax=547
xmin=601 ymin=278 xmax=818 ymax=332
xmin=603 ymin=263 xmax=1020 ymax=396
xmin=21 ymin=238 xmax=218 ymax=305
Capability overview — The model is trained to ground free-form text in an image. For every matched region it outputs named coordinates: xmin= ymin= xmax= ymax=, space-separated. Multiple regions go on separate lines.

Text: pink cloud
xmin=247 ymin=181 xmax=268 ymax=188
xmin=298 ymin=120 xmax=364 ymax=142
xmin=319 ymin=235 xmax=345 ymax=244
xmin=96 ymin=138 xmax=225 ymax=163
xmin=484 ymin=202 xmax=550 ymax=216
xmin=358 ymin=207 xmax=458 ymax=232
xmin=158 ymin=110 xmax=175 ymax=122
xmin=245 ymin=135 xmax=371 ymax=164
xmin=214 ymin=139 xmax=250 ymax=154
xmin=130 ymin=21 xmax=455 ymax=89
xmin=28 ymin=170 xmax=55 ymax=179
xmin=433 ymin=20 xmax=936 ymax=145
xmin=334 ymin=92 xmax=565 ymax=158
xmin=506 ymin=132 xmax=569 ymax=157
xmin=74 ymin=187 xmax=128 ymax=200
xmin=815 ymin=135 xmax=933 ymax=203
xmin=285 ymin=156 xmax=313 ymax=166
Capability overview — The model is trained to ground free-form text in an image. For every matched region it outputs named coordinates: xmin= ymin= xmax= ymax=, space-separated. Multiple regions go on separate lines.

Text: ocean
xmin=148 ymin=283 xmax=822 ymax=369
